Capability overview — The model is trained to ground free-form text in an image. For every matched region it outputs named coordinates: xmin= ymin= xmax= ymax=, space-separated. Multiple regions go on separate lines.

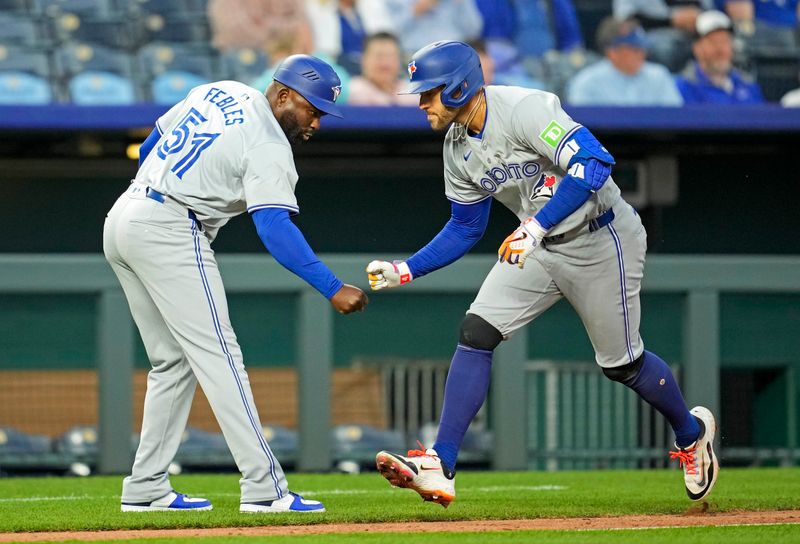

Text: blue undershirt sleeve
xmin=251 ymin=208 xmax=343 ymax=299
xmin=406 ymin=198 xmax=491 ymax=278
xmin=138 ymin=126 xmax=161 ymax=167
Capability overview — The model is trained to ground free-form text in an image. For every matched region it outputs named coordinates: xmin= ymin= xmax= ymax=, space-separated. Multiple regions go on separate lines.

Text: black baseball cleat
xmin=669 ymin=406 xmax=719 ymax=501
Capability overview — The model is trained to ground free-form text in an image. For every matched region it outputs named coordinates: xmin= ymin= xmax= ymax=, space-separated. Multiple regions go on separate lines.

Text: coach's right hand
xmin=365 ymin=260 xmax=413 ymax=290
xmin=330 ymin=284 xmax=369 ymax=314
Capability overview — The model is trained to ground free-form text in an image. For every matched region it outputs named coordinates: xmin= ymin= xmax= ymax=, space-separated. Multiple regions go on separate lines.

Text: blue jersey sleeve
xmin=251 ymin=208 xmax=343 ymax=299
xmin=406 ymin=198 xmax=491 ymax=278
xmin=138 ymin=126 xmax=161 ymax=167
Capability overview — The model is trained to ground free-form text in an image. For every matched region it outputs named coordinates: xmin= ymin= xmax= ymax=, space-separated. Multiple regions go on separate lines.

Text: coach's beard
xmin=279 ymin=111 xmax=312 ymax=145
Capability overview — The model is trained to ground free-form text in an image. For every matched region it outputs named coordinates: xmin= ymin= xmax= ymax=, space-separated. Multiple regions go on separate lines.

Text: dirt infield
xmin=1 ymin=510 xmax=798 ymax=542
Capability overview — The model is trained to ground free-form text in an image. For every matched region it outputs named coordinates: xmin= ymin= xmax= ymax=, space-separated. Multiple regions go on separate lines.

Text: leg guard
xmin=459 ymin=313 xmax=503 ymax=351
xmin=602 ymin=352 xmax=644 ymax=385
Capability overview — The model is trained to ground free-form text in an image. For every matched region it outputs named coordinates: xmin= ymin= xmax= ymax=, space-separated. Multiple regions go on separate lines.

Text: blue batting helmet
xmin=272 ymin=54 xmax=344 ymax=118
xmin=400 ymin=41 xmax=483 ymax=108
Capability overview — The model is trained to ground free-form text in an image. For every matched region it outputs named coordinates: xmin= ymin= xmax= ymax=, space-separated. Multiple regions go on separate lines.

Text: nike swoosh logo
xmin=463 ymin=151 xmax=472 ymax=161
xmin=420 ymin=466 xmax=441 ymax=471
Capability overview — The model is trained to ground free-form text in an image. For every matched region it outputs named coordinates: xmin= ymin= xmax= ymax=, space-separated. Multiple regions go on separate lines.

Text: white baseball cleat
xmin=121 ymin=490 xmax=212 ymax=512
xmin=240 ymin=491 xmax=325 ymax=513
xmin=670 ymin=406 xmax=719 ymax=501
xmin=376 ymin=445 xmax=456 ymax=508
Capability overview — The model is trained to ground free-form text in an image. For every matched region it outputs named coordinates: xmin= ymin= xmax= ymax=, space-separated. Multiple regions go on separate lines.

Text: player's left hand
xmin=498 ymin=217 xmax=547 ymax=269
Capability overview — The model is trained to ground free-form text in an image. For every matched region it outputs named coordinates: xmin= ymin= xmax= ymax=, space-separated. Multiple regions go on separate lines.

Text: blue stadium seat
xmin=130 ymin=0 xmax=205 ymax=18
xmin=332 ymin=424 xmax=405 ymax=468
xmin=49 ymin=14 xmax=137 ymax=49
xmin=139 ymin=17 xmax=210 ymax=45
xmin=0 ymin=0 xmax=30 ymax=12
xmin=0 ymin=427 xmax=51 ymax=455
xmin=53 ymin=42 xmax=138 ymax=103
xmin=220 ymin=48 xmax=269 ymax=84
xmin=52 ymin=425 xmax=98 ymax=457
xmin=138 ymin=42 xmax=216 ymax=103
xmin=0 ymin=45 xmax=52 ymax=103
xmin=33 ymin=0 xmax=120 ymax=18
xmin=0 ymin=12 xmax=46 ymax=46
xmin=752 ymin=52 xmax=800 ymax=102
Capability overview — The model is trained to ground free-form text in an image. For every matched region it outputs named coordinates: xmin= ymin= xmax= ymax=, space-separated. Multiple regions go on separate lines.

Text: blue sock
xmin=433 ymin=344 xmax=493 ymax=471
xmin=625 ymin=350 xmax=700 ymax=448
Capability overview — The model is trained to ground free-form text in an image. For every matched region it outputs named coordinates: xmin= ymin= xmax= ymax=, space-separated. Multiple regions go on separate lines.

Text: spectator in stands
xmin=468 ymin=39 xmax=495 ymax=85
xmin=349 ymin=32 xmax=420 ymax=105
xmin=613 ymin=0 xmax=710 ymax=72
xmin=717 ymin=0 xmax=798 ymax=54
xmin=474 ymin=0 xmax=576 ymax=91
xmin=386 ymin=0 xmax=483 ymax=56
xmin=675 ymin=10 xmax=765 ymax=104
xmin=566 ymin=18 xmax=683 ymax=105
xmin=208 ymin=0 xmax=313 ymax=54
xmin=305 ymin=0 xmax=395 ymax=76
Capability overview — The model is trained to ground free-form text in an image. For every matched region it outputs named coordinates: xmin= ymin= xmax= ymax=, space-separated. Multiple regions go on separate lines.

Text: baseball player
xmin=368 ymin=41 xmax=718 ymax=507
xmin=104 ymin=55 xmax=368 ymax=513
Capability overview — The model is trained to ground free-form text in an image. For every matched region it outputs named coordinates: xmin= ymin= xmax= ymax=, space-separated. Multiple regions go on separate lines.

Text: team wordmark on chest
xmin=477 ymin=160 xmax=541 ymax=192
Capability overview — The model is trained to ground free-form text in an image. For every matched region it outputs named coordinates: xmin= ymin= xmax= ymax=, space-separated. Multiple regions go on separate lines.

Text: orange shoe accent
xmin=669 ymin=448 xmax=697 ymax=475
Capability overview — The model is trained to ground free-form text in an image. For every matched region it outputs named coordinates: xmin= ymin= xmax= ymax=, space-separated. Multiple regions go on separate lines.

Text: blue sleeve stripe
xmin=446 ymin=194 xmax=492 ymax=205
xmin=247 ymin=203 xmax=300 ymax=215
xmin=554 ymin=124 xmax=582 ymax=165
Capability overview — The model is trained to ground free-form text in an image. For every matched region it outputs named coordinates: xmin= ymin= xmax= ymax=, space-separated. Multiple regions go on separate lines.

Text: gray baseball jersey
xmin=448 ymin=86 xmax=645 ymax=368
xmin=443 ymin=86 xmax=620 ymax=237
xmin=105 ymin=80 xmax=296 ymax=504
xmin=137 ymin=80 xmax=300 ymax=240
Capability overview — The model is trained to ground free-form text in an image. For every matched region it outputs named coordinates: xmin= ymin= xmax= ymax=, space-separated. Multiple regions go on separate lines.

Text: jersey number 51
xmin=157 ymin=108 xmax=220 ymax=180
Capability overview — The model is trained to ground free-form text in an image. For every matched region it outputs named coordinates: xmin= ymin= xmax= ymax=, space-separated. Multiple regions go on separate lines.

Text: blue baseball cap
xmin=609 ymin=26 xmax=648 ymax=49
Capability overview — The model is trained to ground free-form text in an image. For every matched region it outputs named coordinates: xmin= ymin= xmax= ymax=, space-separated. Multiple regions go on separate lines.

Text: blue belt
xmin=544 ymin=208 xmax=615 ymax=244
xmin=145 ymin=187 xmax=202 ymax=229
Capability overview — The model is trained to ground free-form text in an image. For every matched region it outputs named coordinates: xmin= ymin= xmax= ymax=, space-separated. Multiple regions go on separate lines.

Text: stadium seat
xmin=33 ymin=0 xmax=120 ymax=18
xmin=53 ymin=42 xmax=138 ymax=103
xmin=138 ymin=42 xmax=216 ymax=103
xmin=751 ymin=52 xmax=800 ymax=102
xmin=0 ymin=0 xmax=30 ymax=12
xmin=49 ymin=14 xmax=137 ymax=49
xmin=52 ymin=425 xmax=98 ymax=457
xmin=0 ymin=427 xmax=51 ymax=455
xmin=219 ymin=48 xmax=269 ymax=84
xmin=0 ymin=12 xmax=46 ymax=46
xmin=130 ymin=0 xmax=205 ymax=18
xmin=332 ymin=424 xmax=405 ymax=469
xmin=139 ymin=16 xmax=210 ymax=45
xmin=0 ymin=45 xmax=52 ymax=103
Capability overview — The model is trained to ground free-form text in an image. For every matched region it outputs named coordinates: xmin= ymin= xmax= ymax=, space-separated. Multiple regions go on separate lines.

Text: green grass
xmin=0 ymin=468 xmax=797 ymax=540
xmin=39 ymin=525 xmax=800 ymax=544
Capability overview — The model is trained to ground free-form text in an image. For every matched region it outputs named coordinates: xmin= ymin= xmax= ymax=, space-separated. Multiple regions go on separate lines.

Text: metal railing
xmin=1 ymin=254 xmax=799 ymax=472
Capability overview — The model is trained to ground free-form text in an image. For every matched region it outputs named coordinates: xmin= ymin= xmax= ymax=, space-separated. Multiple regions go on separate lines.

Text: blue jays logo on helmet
xmin=399 ymin=41 xmax=483 ymax=108
xmin=272 ymin=54 xmax=344 ymax=117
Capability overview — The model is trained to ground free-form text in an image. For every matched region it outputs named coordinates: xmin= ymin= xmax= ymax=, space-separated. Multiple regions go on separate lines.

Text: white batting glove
xmin=498 ymin=217 xmax=548 ymax=269
xmin=365 ymin=260 xmax=413 ymax=291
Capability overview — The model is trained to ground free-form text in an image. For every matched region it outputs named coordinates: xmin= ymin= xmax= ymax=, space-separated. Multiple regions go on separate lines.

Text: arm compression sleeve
xmin=533 ymin=174 xmax=593 ymax=230
xmin=252 ymin=208 xmax=343 ymax=299
xmin=406 ymin=197 xmax=491 ymax=278
xmin=138 ymin=127 xmax=161 ymax=167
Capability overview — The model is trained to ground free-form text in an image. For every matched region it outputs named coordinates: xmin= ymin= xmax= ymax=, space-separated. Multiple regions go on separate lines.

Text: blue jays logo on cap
xmin=408 ymin=60 xmax=417 ymax=80
xmin=332 ymin=85 xmax=341 ymax=102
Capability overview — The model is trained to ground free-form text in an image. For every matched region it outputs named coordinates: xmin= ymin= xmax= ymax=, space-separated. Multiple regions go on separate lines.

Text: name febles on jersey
xmin=443 ymin=86 xmax=621 ymax=237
